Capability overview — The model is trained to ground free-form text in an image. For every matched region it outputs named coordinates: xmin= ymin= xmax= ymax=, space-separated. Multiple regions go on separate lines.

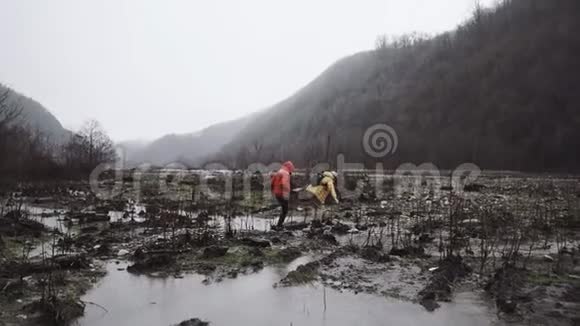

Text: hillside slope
xmin=217 ymin=0 xmax=580 ymax=171
xmin=123 ymin=115 xmax=251 ymax=167
xmin=0 ymin=84 xmax=70 ymax=144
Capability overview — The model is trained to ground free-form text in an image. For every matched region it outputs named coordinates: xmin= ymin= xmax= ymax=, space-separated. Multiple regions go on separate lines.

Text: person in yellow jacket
xmin=305 ymin=171 xmax=340 ymax=205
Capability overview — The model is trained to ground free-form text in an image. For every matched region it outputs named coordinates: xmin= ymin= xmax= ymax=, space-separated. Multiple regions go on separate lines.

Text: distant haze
xmin=0 ymin=0 xmax=496 ymax=141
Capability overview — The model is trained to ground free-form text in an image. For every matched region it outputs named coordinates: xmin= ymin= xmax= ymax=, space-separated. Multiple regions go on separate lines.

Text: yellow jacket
xmin=306 ymin=172 xmax=339 ymax=204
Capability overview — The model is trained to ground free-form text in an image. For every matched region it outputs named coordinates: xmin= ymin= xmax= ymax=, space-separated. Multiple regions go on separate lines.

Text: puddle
xmin=25 ymin=205 xmax=70 ymax=232
xmin=24 ymin=201 xmax=307 ymax=234
xmin=75 ymin=259 xmax=500 ymax=326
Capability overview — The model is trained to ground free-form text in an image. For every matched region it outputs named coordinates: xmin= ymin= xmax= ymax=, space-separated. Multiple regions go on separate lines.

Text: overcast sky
xmin=0 ymin=0 xmax=497 ymax=141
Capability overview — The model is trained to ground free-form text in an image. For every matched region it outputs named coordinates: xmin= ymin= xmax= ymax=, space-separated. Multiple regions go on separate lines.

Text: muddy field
xmin=1 ymin=170 xmax=579 ymax=326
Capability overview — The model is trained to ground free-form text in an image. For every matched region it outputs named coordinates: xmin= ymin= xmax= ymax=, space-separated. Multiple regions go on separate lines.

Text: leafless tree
xmin=0 ymin=89 xmax=23 ymax=129
xmin=0 ymin=89 xmax=25 ymax=175
xmin=79 ymin=119 xmax=116 ymax=167
xmin=63 ymin=119 xmax=116 ymax=173
xmin=478 ymin=206 xmax=499 ymax=273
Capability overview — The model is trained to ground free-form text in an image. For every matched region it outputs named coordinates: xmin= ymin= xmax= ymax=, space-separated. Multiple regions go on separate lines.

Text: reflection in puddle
xmin=76 ymin=260 xmax=499 ymax=326
xmin=26 ymin=206 xmax=69 ymax=232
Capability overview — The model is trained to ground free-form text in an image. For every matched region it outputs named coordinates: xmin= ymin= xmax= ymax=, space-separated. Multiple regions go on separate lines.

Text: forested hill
xmin=215 ymin=0 xmax=580 ymax=171
xmin=0 ymin=84 xmax=70 ymax=144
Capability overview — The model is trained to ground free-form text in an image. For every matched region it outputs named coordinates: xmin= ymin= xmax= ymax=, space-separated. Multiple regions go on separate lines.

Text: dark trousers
xmin=276 ymin=196 xmax=289 ymax=227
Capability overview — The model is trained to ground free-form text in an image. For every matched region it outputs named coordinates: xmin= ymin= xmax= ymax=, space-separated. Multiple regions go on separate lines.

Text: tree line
xmin=0 ymin=88 xmax=115 ymax=181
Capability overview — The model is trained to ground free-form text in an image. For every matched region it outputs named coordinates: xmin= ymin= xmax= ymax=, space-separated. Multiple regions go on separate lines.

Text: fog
xmin=0 ymin=0 xmax=496 ymax=141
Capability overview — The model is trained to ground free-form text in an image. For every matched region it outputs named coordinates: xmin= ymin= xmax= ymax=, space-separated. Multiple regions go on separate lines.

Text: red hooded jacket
xmin=271 ymin=161 xmax=295 ymax=199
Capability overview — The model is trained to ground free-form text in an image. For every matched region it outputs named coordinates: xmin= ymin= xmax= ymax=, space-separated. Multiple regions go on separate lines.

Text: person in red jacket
xmin=271 ymin=161 xmax=295 ymax=228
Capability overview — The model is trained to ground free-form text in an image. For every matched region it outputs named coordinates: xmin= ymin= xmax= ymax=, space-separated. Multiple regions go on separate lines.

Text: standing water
xmin=75 ymin=258 xmax=500 ymax=326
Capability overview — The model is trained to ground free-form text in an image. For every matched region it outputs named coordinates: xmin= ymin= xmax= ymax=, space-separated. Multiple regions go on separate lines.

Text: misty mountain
xmin=122 ymin=116 xmax=252 ymax=167
xmin=0 ymin=84 xmax=70 ymax=144
xmin=216 ymin=0 xmax=580 ymax=171
xmin=116 ymin=139 xmax=148 ymax=162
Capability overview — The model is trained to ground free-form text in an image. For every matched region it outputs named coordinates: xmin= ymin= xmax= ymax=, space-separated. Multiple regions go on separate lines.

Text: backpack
xmin=310 ymin=172 xmax=325 ymax=186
